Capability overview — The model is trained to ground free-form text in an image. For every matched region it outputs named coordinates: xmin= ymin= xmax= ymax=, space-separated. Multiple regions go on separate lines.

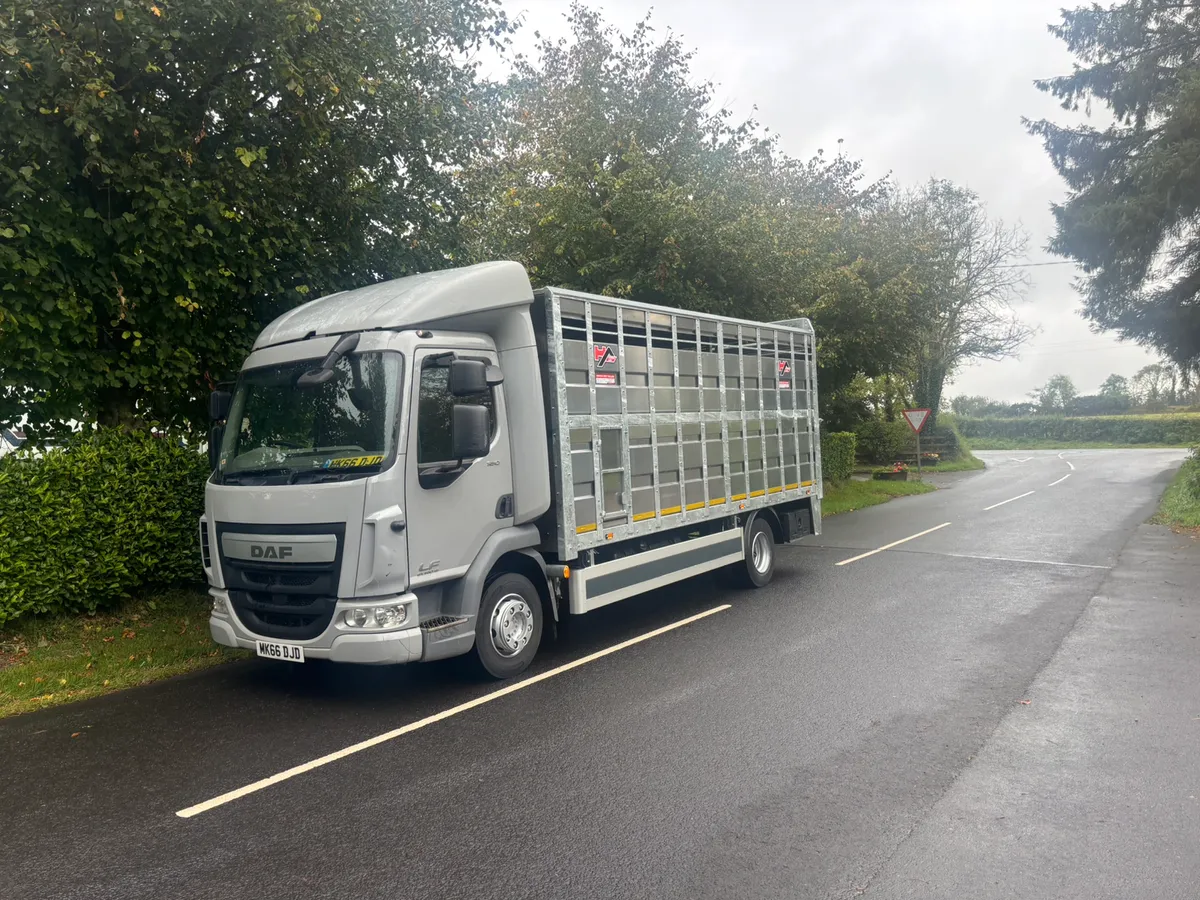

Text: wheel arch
xmin=487 ymin=549 xmax=557 ymax=624
xmin=751 ymin=507 xmax=785 ymax=545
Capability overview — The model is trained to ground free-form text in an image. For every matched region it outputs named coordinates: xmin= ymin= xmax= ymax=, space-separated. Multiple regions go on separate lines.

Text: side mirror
xmin=209 ymin=390 xmax=232 ymax=422
xmin=208 ymin=424 xmax=224 ymax=471
xmin=449 ymin=359 xmax=487 ymax=396
xmin=451 ymin=404 xmax=490 ymax=460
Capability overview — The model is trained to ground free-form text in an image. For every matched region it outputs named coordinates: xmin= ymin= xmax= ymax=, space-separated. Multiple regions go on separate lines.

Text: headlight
xmin=341 ymin=603 xmax=409 ymax=631
xmin=211 ymin=595 xmax=229 ymax=617
xmin=374 ymin=605 xmax=408 ymax=629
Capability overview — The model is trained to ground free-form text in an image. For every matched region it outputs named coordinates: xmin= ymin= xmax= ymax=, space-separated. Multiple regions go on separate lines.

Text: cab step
xmin=420 ymin=615 xmax=469 ymax=633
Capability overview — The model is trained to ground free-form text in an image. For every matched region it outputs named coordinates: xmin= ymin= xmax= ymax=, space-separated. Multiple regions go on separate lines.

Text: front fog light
xmin=373 ymin=604 xmax=408 ymax=629
xmin=343 ymin=608 xmax=372 ymax=628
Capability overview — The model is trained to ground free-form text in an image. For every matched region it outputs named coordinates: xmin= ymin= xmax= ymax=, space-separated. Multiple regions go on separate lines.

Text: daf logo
xmin=251 ymin=544 xmax=293 ymax=560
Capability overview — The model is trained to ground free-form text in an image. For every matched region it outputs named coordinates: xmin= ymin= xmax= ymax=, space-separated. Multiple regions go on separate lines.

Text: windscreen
xmin=218 ymin=352 xmax=402 ymax=483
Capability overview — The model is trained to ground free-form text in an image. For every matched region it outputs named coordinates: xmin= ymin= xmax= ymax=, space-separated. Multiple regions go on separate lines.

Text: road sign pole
xmin=916 ymin=429 xmax=922 ymax=479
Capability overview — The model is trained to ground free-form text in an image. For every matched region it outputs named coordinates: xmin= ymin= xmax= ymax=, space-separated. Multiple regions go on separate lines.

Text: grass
xmin=968 ymin=437 xmax=1189 ymax=451
xmin=823 ymin=477 xmax=936 ymax=517
xmin=853 ymin=450 xmax=987 ymax=476
xmin=1150 ymin=455 xmax=1200 ymax=531
xmin=923 ymin=452 xmax=987 ymax=473
xmin=0 ymin=589 xmax=247 ymax=720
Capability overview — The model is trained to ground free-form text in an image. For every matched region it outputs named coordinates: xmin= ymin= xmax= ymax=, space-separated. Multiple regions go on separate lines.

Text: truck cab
xmin=204 ymin=262 xmax=555 ymax=677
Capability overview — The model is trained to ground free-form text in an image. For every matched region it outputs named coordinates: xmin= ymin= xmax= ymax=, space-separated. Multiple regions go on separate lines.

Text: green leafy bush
xmin=957 ymin=414 xmax=1200 ymax=446
xmin=854 ymin=418 xmax=911 ymax=464
xmin=0 ymin=431 xmax=207 ymax=625
xmin=822 ymin=432 xmax=857 ymax=483
xmin=854 ymin=417 xmax=965 ymax=464
xmin=1183 ymin=447 xmax=1200 ymax=500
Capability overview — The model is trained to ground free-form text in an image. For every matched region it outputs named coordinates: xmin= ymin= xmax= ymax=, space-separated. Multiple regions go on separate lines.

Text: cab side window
xmin=416 ymin=362 xmax=496 ymax=466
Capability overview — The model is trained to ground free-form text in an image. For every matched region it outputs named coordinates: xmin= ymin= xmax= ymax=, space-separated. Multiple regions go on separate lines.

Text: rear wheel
xmin=737 ymin=517 xmax=776 ymax=588
xmin=471 ymin=572 xmax=543 ymax=679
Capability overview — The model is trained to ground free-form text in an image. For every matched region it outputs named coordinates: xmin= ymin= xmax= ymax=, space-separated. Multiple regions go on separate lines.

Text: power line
xmin=994 ymin=260 xmax=1077 ymax=268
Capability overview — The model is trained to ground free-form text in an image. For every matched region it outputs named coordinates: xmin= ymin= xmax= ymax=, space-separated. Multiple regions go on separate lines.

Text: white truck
xmin=202 ymin=262 xmax=822 ymax=678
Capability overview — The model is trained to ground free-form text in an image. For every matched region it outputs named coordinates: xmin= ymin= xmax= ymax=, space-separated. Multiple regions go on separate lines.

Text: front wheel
xmin=737 ymin=517 xmax=776 ymax=589
xmin=471 ymin=572 xmax=543 ymax=680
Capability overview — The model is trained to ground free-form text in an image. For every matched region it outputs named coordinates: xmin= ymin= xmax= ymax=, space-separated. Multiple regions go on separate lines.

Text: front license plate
xmin=255 ymin=640 xmax=305 ymax=663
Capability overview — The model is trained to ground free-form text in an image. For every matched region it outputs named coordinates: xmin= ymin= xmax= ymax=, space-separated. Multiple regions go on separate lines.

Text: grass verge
xmin=1150 ymin=454 xmax=1200 ymax=531
xmin=968 ymin=437 xmax=1188 ymax=451
xmin=924 ymin=452 xmax=987 ymax=473
xmin=0 ymin=589 xmax=247 ymax=720
xmin=823 ymin=478 xmax=936 ymax=517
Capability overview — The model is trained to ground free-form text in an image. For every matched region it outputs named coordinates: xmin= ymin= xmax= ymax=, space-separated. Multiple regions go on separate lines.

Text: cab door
xmin=404 ymin=347 xmax=513 ymax=590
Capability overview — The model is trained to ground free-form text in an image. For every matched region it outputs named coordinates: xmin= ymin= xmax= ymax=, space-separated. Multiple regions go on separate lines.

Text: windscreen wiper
xmin=221 ymin=467 xmax=292 ymax=484
xmin=289 ymin=464 xmax=382 ymax=484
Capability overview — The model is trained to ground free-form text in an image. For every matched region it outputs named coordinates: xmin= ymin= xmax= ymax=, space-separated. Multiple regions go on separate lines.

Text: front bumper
xmin=208 ymin=589 xmax=423 ymax=665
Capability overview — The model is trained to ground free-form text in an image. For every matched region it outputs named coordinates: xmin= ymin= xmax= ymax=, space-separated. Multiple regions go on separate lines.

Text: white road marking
xmin=1009 ymin=457 xmax=1033 ymax=463
xmin=1048 ymin=473 xmax=1071 ymax=487
xmin=796 ymin=545 xmax=1111 ymax=570
xmin=176 ymin=604 xmax=731 ymax=819
xmin=1058 ymin=452 xmax=1076 ymax=471
xmin=909 ymin=551 xmax=1109 ymax=570
xmin=983 ymin=491 xmax=1035 ymax=511
xmin=834 ymin=522 xmax=952 ymax=566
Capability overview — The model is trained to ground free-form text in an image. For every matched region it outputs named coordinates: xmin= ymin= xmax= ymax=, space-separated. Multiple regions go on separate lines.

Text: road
xmin=2 ymin=449 xmax=1196 ymax=899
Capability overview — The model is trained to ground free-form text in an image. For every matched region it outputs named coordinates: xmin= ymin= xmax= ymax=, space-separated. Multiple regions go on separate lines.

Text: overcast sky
xmin=497 ymin=0 xmax=1159 ymax=401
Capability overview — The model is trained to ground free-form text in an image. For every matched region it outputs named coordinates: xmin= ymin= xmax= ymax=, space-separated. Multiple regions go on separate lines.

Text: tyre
xmin=471 ymin=572 xmax=543 ymax=679
xmin=737 ymin=517 xmax=776 ymax=589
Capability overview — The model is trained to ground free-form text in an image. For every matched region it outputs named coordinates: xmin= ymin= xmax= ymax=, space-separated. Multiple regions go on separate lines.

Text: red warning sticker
xmin=593 ymin=344 xmax=616 ymax=368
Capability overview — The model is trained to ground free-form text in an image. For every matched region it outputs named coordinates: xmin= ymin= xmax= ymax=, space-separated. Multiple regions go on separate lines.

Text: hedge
xmin=0 ymin=431 xmax=208 ymax=625
xmin=822 ymin=432 xmax=857 ymax=483
xmin=956 ymin=414 xmax=1200 ymax=446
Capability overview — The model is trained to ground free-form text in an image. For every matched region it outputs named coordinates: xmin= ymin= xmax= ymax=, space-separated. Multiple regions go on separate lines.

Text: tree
xmin=1131 ymin=363 xmax=1171 ymax=407
xmin=464 ymin=4 xmax=935 ymax=396
xmin=0 ymin=0 xmax=510 ymax=438
xmin=1027 ymin=1 xmax=1200 ymax=369
xmin=1033 ymin=374 xmax=1078 ymax=414
xmin=1099 ymin=374 xmax=1131 ymax=399
xmin=903 ymin=180 xmax=1034 ymax=425
xmin=950 ymin=395 xmax=997 ymax=417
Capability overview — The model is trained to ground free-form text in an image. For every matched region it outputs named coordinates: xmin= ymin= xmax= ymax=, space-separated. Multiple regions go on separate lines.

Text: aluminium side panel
xmin=541 ymin=287 xmax=819 ymax=561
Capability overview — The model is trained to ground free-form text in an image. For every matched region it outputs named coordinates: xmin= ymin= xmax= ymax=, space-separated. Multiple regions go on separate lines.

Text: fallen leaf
xmin=34 ymin=677 xmax=43 ymax=684
xmin=122 ymin=629 xmax=136 ymax=640
xmin=128 ymin=654 xmax=136 ymax=661
xmin=103 ymin=680 xmax=110 ymax=686
xmin=1018 ymin=699 xmax=1032 ymax=705
xmin=103 ymin=636 xmax=115 ymax=643
xmin=58 ymin=678 xmax=67 ymax=686
xmin=150 ymin=4 xmax=162 ymax=15
xmin=71 ymin=732 xmax=81 ymax=738
xmin=17 ymin=681 xmax=24 ymax=687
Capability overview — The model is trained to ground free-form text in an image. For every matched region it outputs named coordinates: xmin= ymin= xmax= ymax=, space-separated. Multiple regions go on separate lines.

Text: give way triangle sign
xmin=903 ymin=408 xmax=931 ymax=433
